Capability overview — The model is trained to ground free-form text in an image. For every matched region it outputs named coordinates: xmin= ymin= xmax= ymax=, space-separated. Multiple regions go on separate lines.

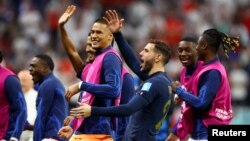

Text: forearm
xmin=114 ymin=32 xmax=148 ymax=80
xmin=176 ymin=70 xmax=220 ymax=110
xmin=79 ymin=53 xmax=122 ymax=98
xmin=44 ymin=115 xmax=64 ymax=138
xmin=176 ymin=86 xmax=216 ymax=110
xmin=59 ymin=25 xmax=84 ymax=73
xmin=7 ymin=100 xmax=27 ymax=139
xmin=80 ymin=81 xmax=120 ymax=98
xmin=5 ymin=76 xmax=27 ymax=139
xmin=91 ymin=95 xmax=148 ymax=116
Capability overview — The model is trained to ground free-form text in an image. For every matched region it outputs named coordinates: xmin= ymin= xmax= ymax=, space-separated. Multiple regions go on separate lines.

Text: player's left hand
xmin=70 ymin=102 xmax=91 ymax=118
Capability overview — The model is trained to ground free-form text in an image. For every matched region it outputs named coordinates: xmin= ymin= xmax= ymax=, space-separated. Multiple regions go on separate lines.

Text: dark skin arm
xmin=58 ymin=5 xmax=84 ymax=74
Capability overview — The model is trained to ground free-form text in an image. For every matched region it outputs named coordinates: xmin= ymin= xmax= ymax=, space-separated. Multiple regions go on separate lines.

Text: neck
xmin=148 ymin=65 xmax=165 ymax=76
xmin=204 ymin=54 xmax=217 ymax=64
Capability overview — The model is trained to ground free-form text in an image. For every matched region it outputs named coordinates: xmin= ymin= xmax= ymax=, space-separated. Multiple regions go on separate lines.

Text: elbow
xmin=194 ymin=103 xmax=207 ymax=110
xmin=110 ymin=87 xmax=121 ymax=98
xmin=125 ymin=106 xmax=135 ymax=115
xmin=120 ymin=105 xmax=135 ymax=116
xmin=107 ymin=84 xmax=121 ymax=98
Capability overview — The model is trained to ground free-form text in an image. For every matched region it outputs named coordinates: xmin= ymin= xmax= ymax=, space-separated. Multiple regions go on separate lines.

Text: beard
xmin=141 ymin=60 xmax=154 ymax=74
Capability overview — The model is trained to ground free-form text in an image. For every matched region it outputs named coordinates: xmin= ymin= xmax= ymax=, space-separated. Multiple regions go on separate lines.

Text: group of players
xmin=0 ymin=4 xmax=240 ymax=141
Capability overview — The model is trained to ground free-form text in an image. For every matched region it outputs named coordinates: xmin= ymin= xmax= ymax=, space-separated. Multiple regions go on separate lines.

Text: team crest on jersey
xmin=141 ymin=82 xmax=152 ymax=92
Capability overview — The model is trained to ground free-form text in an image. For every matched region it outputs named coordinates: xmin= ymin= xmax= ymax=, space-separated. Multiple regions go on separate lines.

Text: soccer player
xmin=69 ymin=10 xmax=173 ymax=141
xmin=57 ymin=5 xmax=130 ymax=141
xmin=58 ymin=5 xmax=134 ymax=141
xmin=166 ymin=37 xmax=202 ymax=141
xmin=29 ymin=54 xmax=67 ymax=141
xmin=0 ymin=49 xmax=27 ymax=141
xmin=171 ymin=28 xmax=238 ymax=140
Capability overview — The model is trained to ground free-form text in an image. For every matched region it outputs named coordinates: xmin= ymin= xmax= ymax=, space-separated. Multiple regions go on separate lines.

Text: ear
xmin=42 ymin=65 xmax=50 ymax=74
xmin=108 ymin=34 xmax=113 ymax=41
xmin=202 ymin=42 xmax=208 ymax=50
xmin=155 ymin=53 xmax=162 ymax=63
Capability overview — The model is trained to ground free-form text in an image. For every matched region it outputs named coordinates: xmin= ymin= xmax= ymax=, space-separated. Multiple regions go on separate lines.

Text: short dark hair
xmin=202 ymin=29 xmax=222 ymax=52
xmin=92 ymin=18 xmax=114 ymax=45
xmin=181 ymin=36 xmax=198 ymax=44
xmin=203 ymin=28 xmax=240 ymax=58
xmin=0 ymin=49 xmax=2 ymax=63
xmin=35 ymin=54 xmax=54 ymax=71
xmin=93 ymin=18 xmax=108 ymax=25
xmin=149 ymin=39 xmax=171 ymax=65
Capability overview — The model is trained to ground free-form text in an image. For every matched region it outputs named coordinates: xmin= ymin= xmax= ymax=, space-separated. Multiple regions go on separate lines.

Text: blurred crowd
xmin=1 ymin=0 xmax=250 ymax=124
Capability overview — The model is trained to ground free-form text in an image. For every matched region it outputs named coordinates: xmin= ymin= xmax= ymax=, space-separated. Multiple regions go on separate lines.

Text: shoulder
xmin=104 ymin=52 xmax=121 ymax=61
xmin=144 ymin=73 xmax=172 ymax=92
xmin=102 ymin=52 xmax=122 ymax=68
xmin=5 ymin=75 xmax=20 ymax=85
xmin=200 ymin=69 xmax=222 ymax=83
xmin=4 ymin=75 xmax=21 ymax=91
xmin=203 ymin=69 xmax=221 ymax=76
xmin=150 ymin=73 xmax=171 ymax=84
xmin=41 ymin=75 xmax=63 ymax=88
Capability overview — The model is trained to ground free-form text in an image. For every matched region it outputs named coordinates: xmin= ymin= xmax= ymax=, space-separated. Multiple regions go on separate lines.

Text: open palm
xmin=103 ymin=10 xmax=124 ymax=33
xmin=58 ymin=5 xmax=76 ymax=26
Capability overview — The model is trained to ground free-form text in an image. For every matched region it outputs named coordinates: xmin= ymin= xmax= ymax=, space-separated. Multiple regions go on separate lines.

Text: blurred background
xmin=0 ymin=0 xmax=250 ymax=136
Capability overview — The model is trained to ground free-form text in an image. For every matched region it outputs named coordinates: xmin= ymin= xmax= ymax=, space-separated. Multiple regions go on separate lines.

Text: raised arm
xmin=104 ymin=10 xmax=148 ymax=80
xmin=58 ymin=5 xmax=84 ymax=74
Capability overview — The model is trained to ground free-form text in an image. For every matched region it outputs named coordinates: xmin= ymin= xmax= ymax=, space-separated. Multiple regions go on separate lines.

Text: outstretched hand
xmin=70 ymin=102 xmax=92 ymax=118
xmin=58 ymin=5 xmax=76 ymax=26
xmin=103 ymin=9 xmax=124 ymax=33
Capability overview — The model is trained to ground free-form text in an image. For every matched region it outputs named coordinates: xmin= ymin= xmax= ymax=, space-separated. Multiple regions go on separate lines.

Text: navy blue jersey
xmin=34 ymin=73 xmax=67 ymax=141
xmin=116 ymin=73 xmax=134 ymax=141
xmin=4 ymin=76 xmax=27 ymax=140
xmin=92 ymin=72 xmax=172 ymax=141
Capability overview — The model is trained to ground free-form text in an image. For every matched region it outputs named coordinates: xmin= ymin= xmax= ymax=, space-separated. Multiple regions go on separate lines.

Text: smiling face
xmin=139 ymin=43 xmax=157 ymax=74
xmin=178 ymin=40 xmax=197 ymax=67
xmin=90 ymin=22 xmax=113 ymax=50
xmin=29 ymin=57 xmax=47 ymax=84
